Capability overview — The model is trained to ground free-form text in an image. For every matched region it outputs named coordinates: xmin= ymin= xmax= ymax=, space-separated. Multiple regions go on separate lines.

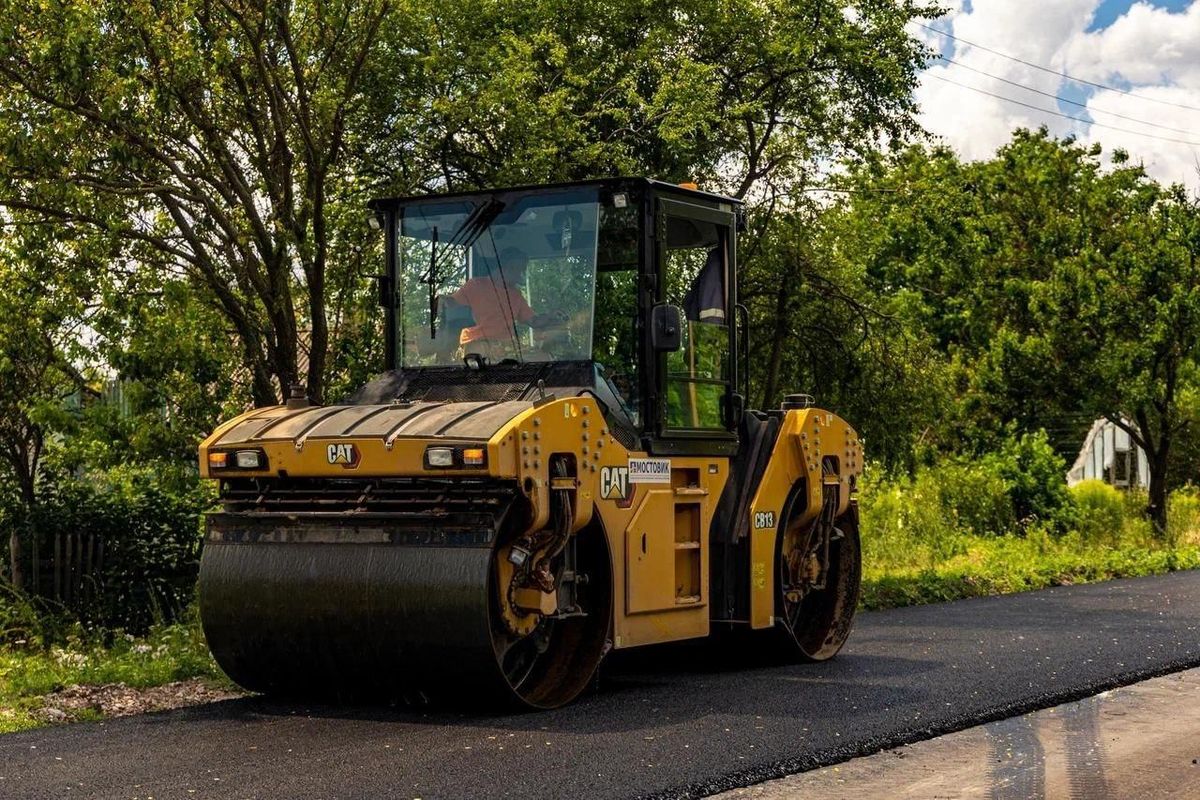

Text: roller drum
xmin=199 ymin=511 xmax=610 ymax=709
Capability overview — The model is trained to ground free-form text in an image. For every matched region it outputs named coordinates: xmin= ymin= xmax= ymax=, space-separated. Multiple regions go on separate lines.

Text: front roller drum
xmin=199 ymin=516 xmax=611 ymax=709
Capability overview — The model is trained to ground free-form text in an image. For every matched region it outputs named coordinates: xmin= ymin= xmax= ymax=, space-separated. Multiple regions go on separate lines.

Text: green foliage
xmin=824 ymin=130 xmax=1200 ymax=529
xmin=1166 ymin=485 xmax=1200 ymax=547
xmin=860 ymin=429 xmax=1076 ymax=579
xmin=861 ymin=539 xmax=1200 ymax=611
xmin=742 ymin=203 xmax=950 ymax=467
xmin=981 ymin=429 xmax=1074 ymax=532
xmin=861 ymin=472 xmax=1200 ymax=611
xmin=0 ymin=581 xmax=49 ymax=647
xmin=1070 ymin=480 xmax=1127 ymax=545
xmin=11 ymin=465 xmax=214 ymax=632
xmin=931 ymin=461 xmax=1017 ymax=538
xmin=0 ymin=0 xmax=938 ymax=410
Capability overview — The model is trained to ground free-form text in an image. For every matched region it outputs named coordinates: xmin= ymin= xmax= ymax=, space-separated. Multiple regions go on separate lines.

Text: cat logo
xmin=326 ymin=443 xmax=361 ymax=469
xmin=599 ymin=466 xmax=629 ymax=502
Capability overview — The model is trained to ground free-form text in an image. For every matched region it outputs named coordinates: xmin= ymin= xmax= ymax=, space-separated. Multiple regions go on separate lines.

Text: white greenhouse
xmin=1066 ymin=417 xmax=1149 ymax=490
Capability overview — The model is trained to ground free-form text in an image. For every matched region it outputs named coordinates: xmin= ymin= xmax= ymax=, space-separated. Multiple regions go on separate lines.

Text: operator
xmin=445 ymin=246 xmax=564 ymax=360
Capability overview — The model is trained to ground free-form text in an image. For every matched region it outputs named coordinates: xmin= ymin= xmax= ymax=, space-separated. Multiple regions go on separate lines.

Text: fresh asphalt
xmin=3 ymin=571 xmax=1199 ymax=800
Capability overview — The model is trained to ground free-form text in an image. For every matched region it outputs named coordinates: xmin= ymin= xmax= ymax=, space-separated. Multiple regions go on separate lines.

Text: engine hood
xmin=209 ymin=400 xmax=534 ymax=448
xmin=200 ymin=399 xmax=537 ymax=479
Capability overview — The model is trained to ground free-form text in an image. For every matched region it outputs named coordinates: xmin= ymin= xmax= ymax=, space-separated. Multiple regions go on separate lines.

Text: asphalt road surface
xmin=3 ymin=571 xmax=1200 ymax=800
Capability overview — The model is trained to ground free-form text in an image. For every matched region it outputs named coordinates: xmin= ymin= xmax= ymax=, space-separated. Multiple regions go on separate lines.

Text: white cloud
xmin=912 ymin=1 xmax=1200 ymax=189
xmin=1066 ymin=3 xmax=1200 ymax=85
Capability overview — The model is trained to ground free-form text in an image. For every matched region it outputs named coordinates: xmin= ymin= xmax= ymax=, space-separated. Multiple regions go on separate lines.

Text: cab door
xmin=652 ymin=195 xmax=737 ymax=452
xmin=620 ymin=192 xmax=736 ymax=632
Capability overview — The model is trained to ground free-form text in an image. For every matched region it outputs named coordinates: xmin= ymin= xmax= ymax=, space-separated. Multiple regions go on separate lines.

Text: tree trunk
xmin=1147 ymin=442 xmax=1170 ymax=536
xmin=760 ymin=281 xmax=791 ymax=408
xmin=8 ymin=462 xmax=37 ymax=592
xmin=8 ymin=530 xmax=22 ymax=592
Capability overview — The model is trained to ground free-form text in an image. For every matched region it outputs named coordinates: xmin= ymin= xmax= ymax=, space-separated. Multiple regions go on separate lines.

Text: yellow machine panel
xmin=747 ymin=407 xmax=863 ymax=629
xmin=625 ymin=488 xmax=676 ymax=613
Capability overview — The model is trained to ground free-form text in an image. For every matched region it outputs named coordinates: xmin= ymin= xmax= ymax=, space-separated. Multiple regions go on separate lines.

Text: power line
xmin=918 ymin=22 xmax=1200 ymax=114
xmin=938 ymin=56 xmax=1199 ymax=137
xmin=926 ymin=73 xmax=1200 ymax=147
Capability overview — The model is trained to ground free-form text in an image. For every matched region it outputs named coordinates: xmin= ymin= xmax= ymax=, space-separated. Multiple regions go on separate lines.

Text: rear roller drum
xmin=773 ymin=498 xmax=861 ymax=660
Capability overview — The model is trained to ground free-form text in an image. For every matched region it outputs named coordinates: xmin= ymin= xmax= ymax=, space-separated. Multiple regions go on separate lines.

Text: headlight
xmin=424 ymin=446 xmax=487 ymax=469
xmin=207 ymin=449 xmax=266 ymax=470
xmin=235 ymin=450 xmax=263 ymax=469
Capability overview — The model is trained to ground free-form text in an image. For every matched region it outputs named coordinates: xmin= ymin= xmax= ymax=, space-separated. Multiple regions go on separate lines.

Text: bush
xmin=982 ymin=430 xmax=1075 ymax=533
xmin=1168 ymin=486 xmax=1200 ymax=547
xmin=0 ymin=581 xmax=51 ymax=646
xmin=859 ymin=467 xmax=968 ymax=570
xmin=930 ymin=460 xmax=1016 ymax=537
xmin=17 ymin=464 xmax=215 ymax=633
xmin=1070 ymin=479 xmax=1126 ymax=545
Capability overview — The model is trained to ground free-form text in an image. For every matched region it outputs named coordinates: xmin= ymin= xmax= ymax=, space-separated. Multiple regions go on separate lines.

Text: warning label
xmin=628 ymin=458 xmax=671 ymax=484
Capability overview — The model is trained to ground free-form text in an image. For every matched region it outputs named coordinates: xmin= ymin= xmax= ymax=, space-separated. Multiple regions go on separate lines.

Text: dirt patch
xmin=35 ymin=679 xmax=243 ymax=723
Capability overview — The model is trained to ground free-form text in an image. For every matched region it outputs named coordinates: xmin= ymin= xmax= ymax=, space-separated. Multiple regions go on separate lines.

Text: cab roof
xmin=368 ymin=177 xmax=742 ymax=212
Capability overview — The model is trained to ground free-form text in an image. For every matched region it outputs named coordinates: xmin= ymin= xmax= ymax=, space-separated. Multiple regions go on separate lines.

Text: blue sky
xmin=1090 ymin=0 xmax=1191 ymax=29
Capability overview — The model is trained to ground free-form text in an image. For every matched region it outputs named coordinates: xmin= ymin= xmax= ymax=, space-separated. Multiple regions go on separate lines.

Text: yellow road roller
xmin=198 ymin=179 xmax=863 ymax=709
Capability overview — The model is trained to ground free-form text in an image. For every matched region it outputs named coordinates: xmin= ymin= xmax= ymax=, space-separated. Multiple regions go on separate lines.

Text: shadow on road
xmin=128 ymin=647 xmax=938 ymax=737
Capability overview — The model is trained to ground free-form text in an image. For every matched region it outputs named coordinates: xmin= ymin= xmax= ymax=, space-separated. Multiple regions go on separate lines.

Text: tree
xmin=0 ymin=236 xmax=92 ymax=588
xmin=0 ymin=1 xmax=936 ymax=412
xmin=1034 ymin=183 xmax=1200 ymax=532
xmin=0 ymin=0 xmax=392 ymax=405
xmin=366 ymin=0 xmax=936 ymax=196
xmin=824 ymin=130 xmax=1200 ymax=531
xmin=740 ymin=200 xmax=950 ymax=467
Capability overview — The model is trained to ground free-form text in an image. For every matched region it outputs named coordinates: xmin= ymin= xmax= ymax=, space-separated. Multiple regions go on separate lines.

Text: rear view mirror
xmin=373 ymin=274 xmax=395 ymax=309
xmin=650 ymin=304 xmax=683 ymax=352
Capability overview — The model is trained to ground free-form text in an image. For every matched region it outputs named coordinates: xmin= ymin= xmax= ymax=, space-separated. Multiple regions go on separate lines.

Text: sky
xmin=912 ymin=0 xmax=1200 ymax=188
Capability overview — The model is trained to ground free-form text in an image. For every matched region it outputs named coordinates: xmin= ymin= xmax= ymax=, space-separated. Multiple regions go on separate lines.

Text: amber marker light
xmin=462 ymin=448 xmax=486 ymax=467
xmin=207 ymin=451 xmax=228 ymax=469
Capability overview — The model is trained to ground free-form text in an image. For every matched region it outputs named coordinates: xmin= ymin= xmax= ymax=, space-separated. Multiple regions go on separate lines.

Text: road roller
xmin=198 ymin=178 xmax=863 ymax=709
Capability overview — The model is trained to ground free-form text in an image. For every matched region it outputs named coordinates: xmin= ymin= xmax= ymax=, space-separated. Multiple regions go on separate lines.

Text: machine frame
xmin=197 ymin=178 xmax=863 ymax=709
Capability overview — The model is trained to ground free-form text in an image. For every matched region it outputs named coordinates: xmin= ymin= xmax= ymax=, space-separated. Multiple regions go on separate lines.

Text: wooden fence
xmin=29 ymin=532 xmax=105 ymax=605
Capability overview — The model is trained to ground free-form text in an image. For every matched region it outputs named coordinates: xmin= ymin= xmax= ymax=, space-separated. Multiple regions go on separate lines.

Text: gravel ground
xmin=33 ymin=680 xmax=243 ymax=725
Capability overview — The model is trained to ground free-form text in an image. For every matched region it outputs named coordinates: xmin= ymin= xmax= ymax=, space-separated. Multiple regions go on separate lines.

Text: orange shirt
xmin=450 ymin=277 xmax=535 ymax=345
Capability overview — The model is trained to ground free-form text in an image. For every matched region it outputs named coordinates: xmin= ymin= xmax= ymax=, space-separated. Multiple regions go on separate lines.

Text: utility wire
xmin=938 ymin=55 xmax=1199 ymax=137
xmin=926 ymin=73 xmax=1200 ymax=148
xmin=918 ymin=22 xmax=1200 ymax=114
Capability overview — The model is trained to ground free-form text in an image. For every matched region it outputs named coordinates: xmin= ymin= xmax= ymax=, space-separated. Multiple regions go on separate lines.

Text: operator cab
xmin=365 ymin=178 xmax=745 ymax=456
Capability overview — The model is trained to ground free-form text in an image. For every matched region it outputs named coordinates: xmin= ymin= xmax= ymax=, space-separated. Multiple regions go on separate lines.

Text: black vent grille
xmin=219 ymin=477 xmax=519 ymax=518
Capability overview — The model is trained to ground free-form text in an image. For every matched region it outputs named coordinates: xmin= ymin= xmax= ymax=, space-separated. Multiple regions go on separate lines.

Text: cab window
xmin=663 ymin=216 xmax=730 ymax=431
xmin=593 ymin=195 xmax=642 ymax=427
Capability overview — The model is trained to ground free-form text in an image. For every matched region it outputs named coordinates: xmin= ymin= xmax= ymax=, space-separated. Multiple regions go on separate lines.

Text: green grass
xmin=859 ymin=479 xmax=1200 ymax=610
xmin=862 ymin=534 xmax=1200 ymax=610
xmin=0 ymin=614 xmax=229 ymax=733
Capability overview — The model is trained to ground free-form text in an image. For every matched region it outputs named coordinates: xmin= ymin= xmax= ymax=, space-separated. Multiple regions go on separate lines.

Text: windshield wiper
xmin=428 ymin=226 xmax=439 ymax=338
xmin=423 ymin=198 xmax=506 ymax=340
